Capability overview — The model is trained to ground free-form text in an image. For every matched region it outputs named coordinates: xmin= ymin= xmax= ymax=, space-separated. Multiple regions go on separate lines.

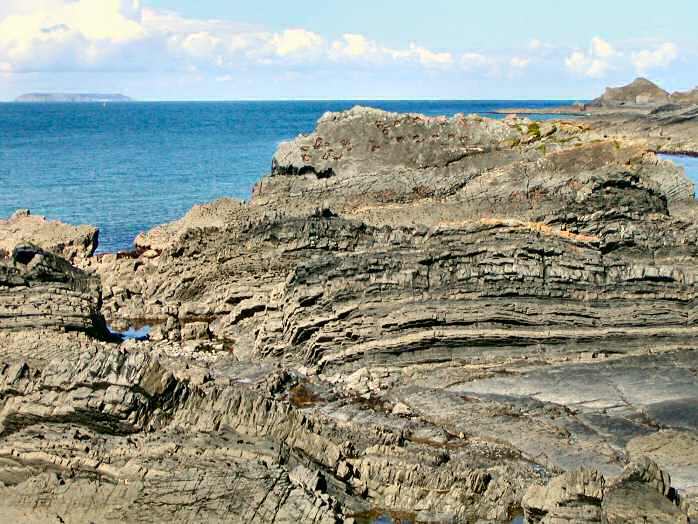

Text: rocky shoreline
xmin=1 ymin=80 xmax=698 ymax=523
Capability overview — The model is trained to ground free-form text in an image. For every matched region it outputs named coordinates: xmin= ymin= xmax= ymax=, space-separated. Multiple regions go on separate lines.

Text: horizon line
xmin=3 ymin=97 xmax=586 ymax=103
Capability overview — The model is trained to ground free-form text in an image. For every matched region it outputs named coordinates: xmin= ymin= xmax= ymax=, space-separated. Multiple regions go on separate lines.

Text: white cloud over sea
xmin=0 ymin=1 xmax=693 ymax=99
xmin=0 ymin=0 xmax=461 ymax=73
xmin=565 ymin=37 xmax=680 ymax=79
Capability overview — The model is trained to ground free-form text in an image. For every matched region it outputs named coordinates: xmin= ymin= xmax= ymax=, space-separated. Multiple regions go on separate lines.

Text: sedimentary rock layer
xmin=2 ymin=100 xmax=698 ymax=523
xmin=0 ymin=244 xmax=104 ymax=335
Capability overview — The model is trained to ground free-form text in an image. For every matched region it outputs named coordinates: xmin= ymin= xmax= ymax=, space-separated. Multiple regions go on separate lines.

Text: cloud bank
xmin=565 ymin=37 xmax=680 ymax=78
xmin=0 ymin=1 xmax=690 ymax=99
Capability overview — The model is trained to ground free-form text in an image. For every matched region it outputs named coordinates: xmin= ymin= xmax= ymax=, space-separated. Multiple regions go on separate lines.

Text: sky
xmin=0 ymin=0 xmax=696 ymax=100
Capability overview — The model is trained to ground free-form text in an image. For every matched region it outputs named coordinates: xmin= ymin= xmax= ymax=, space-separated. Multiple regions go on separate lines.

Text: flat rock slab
xmin=449 ymin=351 xmax=698 ymax=428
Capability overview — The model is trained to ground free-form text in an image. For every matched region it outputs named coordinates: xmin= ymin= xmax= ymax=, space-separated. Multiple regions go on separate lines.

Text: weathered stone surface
xmin=498 ymin=79 xmax=698 ymax=158
xmin=523 ymin=460 xmax=687 ymax=523
xmin=134 ymin=197 xmax=246 ymax=252
xmin=0 ymin=209 xmax=98 ymax=262
xmin=671 ymin=86 xmax=698 ymax=106
xmin=522 ymin=468 xmax=605 ymax=523
xmin=0 ymin=244 xmax=105 ymax=336
xmin=591 ymin=77 xmax=671 ymax=108
xmin=3 ymin=101 xmax=697 ymax=523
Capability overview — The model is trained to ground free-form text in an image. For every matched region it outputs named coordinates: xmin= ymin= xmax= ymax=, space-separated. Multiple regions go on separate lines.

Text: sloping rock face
xmin=542 ymin=79 xmax=698 ymax=156
xmin=582 ymin=103 xmax=698 ymax=157
xmin=0 ymin=209 xmax=99 ymax=263
xmin=671 ymin=87 xmax=698 ymax=106
xmin=3 ymin=106 xmax=698 ymax=523
xmin=0 ymin=336 xmax=345 ymax=523
xmin=90 ymin=108 xmax=696 ymax=363
xmin=0 ymin=244 xmax=105 ymax=335
xmin=591 ymin=78 xmax=671 ymax=108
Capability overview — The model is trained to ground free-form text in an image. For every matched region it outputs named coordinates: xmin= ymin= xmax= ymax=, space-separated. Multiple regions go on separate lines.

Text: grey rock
xmin=0 ymin=244 xmax=106 ymax=336
xmin=591 ymin=77 xmax=671 ymax=108
xmin=523 ymin=460 xmax=687 ymax=524
xmin=2 ymin=103 xmax=698 ymax=523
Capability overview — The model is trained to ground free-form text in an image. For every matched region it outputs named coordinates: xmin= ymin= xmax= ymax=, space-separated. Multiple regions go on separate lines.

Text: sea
xmin=1 ymin=100 xmax=695 ymax=253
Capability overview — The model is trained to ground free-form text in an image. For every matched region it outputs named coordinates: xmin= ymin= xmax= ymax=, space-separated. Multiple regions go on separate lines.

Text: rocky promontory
xmin=590 ymin=77 xmax=672 ymax=107
xmin=1 ymin=91 xmax=698 ymax=523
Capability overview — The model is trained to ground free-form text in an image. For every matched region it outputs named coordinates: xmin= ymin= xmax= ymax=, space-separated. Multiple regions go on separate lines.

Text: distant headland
xmin=15 ymin=93 xmax=132 ymax=103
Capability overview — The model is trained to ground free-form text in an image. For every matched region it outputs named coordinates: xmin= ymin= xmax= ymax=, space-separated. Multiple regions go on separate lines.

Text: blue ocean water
xmin=0 ymin=100 xmax=587 ymax=252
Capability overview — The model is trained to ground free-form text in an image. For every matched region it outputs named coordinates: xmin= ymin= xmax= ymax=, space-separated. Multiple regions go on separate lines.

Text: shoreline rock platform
xmin=1 ymin=80 xmax=698 ymax=523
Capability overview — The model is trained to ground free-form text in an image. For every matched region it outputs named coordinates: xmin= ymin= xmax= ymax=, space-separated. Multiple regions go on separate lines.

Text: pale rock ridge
xmin=0 ymin=209 xmax=98 ymax=263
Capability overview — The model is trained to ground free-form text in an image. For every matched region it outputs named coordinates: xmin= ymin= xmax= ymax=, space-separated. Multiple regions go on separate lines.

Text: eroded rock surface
xmin=591 ymin=77 xmax=671 ymax=108
xmin=523 ymin=459 xmax=687 ymax=523
xmin=0 ymin=244 xmax=105 ymax=336
xmin=2 ymin=101 xmax=698 ymax=523
xmin=0 ymin=209 xmax=98 ymax=263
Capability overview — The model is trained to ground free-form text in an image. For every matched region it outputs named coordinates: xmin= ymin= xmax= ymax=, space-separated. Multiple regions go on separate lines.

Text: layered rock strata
xmin=0 ymin=244 xmax=105 ymax=335
xmin=2 ymin=101 xmax=698 ymax=523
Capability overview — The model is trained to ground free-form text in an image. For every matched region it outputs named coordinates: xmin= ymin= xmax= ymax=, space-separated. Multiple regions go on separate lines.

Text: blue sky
xmin=0 ymin=0 xmax=696 ymax=100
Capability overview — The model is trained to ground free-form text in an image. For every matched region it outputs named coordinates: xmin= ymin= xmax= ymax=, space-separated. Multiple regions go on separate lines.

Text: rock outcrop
xmin=0 ymin=244 xmax=105 ymax=336
xmin=587 ymin=77 xmax=698 ymax=110
xmin=591 ymin=77 xmax=671 ymax=108
xmin=523 ymin=459 xmax=687 ymax=523
xmin=2 ymin=103 xmax=698 ymax=523
xmin=671 ymin=87 xmax=698 ymax=106
xmin=0 ymin=209 xmax=99 ymax=263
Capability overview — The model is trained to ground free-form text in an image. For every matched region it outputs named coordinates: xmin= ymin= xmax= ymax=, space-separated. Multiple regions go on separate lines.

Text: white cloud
xmin=330 ymin=34 xmax=453 ymax=68
xmin=180 ymin=32 xmax=222 ymax=58
xmin=631 ymin=42 xmax=678 ymax=74
xmin=331 ymin=33 xmax=375 ymax=58
xmin=0 ymin=1 xmax=686 ymax=97
xmin=565 ymin=37 xmax=681 ymax=79
xmin=0 ymin=0 xmax=150 ymax=72
xmin=406 ymin=43 xmax=453 ymax=67
xmin=529 ymin=39 xmax=544 ymax=50
xmin=565 ymin=36 xmax=616 ymax=78
xmin=591 ymin=36 xmax=615 ymax=58
xmin=510 ymin=57 xmax=530 ymax=69
xmin=460 ymin=52 xmax=493 ymax=71
xmin=268 ymin=29 xmax=324 ymax=58
xmin=0 ymin=2 xmax=459 ymax=74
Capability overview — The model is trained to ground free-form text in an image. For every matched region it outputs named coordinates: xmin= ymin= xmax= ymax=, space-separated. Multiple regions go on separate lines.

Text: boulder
xmin=523 ymin=460 xmax=687 ymax=524
xmin=522 ymin=469 xmax=605 ymax=523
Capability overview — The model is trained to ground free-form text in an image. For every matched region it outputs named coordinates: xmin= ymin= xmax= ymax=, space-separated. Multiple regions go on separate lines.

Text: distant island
xmin=15 ymin=93 xmax=132 ymax=103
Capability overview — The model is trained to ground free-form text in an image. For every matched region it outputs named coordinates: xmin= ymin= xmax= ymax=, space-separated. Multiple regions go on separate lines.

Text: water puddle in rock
xmin=108 ymin=324 xmax=151 ymax=341
xmin=352 ymin=510 xmax=415 ymax=524
xmin=357 ymin=508 xmax=524 ymax=523
xmin=659 ymin=154 xmax=698 ymax=194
